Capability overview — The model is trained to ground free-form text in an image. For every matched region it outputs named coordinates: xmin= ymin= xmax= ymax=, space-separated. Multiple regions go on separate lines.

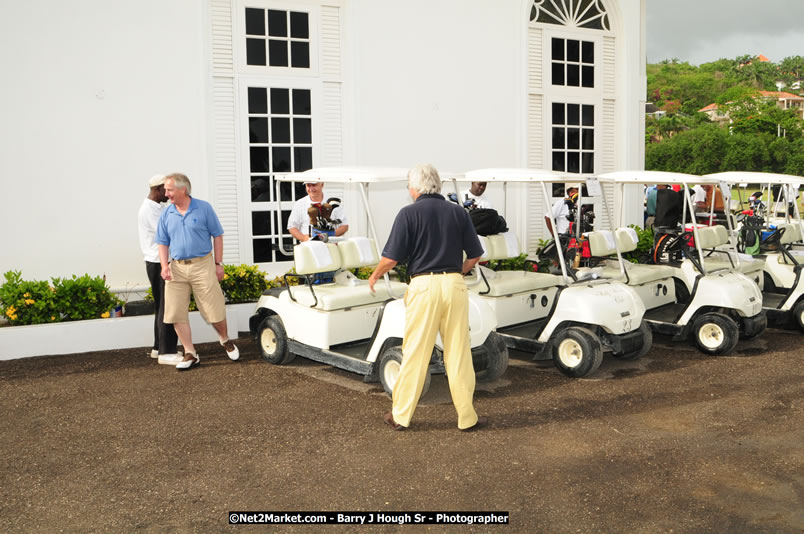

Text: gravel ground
xmin=0 ymin=328 xmax=802 ymax=533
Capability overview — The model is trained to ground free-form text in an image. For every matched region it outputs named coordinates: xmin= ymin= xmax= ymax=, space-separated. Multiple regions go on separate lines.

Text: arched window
xmin=530 ymin=0 xmax=610 ymax=31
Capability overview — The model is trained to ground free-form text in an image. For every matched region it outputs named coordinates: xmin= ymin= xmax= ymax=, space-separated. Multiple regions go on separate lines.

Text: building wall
xmin=0 ymin=0 xmax=647 ymax=288
xmin=0 ymin=0 xmax=210 ymax=290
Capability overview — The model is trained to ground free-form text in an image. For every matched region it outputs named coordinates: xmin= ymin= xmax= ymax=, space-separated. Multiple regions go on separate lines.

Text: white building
xmin=1 ymin=0 xmax=647 ymax=291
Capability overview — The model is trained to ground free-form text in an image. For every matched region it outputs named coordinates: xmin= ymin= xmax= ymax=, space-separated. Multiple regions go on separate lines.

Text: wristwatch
xmin=215 ymin=262 xmax=223 ymax=266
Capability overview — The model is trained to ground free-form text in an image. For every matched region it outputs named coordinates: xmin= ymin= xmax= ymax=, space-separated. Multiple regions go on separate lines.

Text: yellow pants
xmin=392 ymin=273 xmax=478 ymax=429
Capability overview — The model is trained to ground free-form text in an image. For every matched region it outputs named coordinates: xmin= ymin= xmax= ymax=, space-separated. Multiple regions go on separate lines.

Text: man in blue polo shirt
xmin=368 ymin=164 xmax=486 ymax=432
xmin=156 ymin=173 xmax=239 ymax=370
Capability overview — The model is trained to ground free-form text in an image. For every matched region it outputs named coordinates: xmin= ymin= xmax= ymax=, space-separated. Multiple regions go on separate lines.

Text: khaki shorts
xmin=164 ymin=253 xmax=226 ymax=324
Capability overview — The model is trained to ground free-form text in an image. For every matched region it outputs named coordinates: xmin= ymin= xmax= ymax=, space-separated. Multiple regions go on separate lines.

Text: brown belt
xmin=172 ymin=254 xmax=210 ymax=265
xmin=410 ymin=270 xmax=461 ymax=279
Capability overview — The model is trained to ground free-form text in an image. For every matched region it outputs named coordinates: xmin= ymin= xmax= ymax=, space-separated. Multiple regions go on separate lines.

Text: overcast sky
xmin=647 ymin=0 xmax=804 ymax=65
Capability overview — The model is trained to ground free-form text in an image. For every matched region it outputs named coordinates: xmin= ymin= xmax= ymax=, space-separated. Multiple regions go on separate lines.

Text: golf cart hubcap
xmin=557 ymin=339 xmax=583 ymax=367
xmin=698 ymin=323 xmax=724 ymax=349
xmin=383 ymin=360 xmax=401 ymax=390
xmin=261 ymin=328 xmax=277 ymax=355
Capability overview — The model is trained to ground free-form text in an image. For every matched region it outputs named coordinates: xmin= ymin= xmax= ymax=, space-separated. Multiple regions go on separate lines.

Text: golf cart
xmin=595 ymin=171 xmax=765 ymax=355
xmin=706 ymin=171 xmax=804 ymax=332
xmin=459 ymin=168 xmax=651 ymax=378
xmin=248 ymin=167 xmax=509 ymax=396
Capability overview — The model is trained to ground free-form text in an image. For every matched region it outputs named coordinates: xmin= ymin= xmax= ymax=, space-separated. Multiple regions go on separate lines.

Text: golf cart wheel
xmin=552 ymin=327 xmax=603 ymax=378
xmin=473 ymin=332 xmax=509 ymax=383
xmin=691 ymin=312 xmax=739 ymax=356
xmin=673 ymin=278 xmax=690 ymax=305
xmin=258 ymin=316 xmax=295 ymax=365
xmin=794 ymin=300 xmax=804 ymax=332
xmin=378 ymin=346 xmax=431 ymax=398
xmin=740 ymin=312 xmax=767 ymax=340
xmin=613 ymin=321 xmax=653 ymax=361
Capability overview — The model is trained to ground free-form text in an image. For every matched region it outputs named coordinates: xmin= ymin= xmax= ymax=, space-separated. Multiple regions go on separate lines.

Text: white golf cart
xmin=595 ymin=171 xmax=766 ymax=355
xmin=706 ymin=171 xmax=804 ymax=331
xmin=458 ymin=168 xmax=651 ymax=378
xmin=248 ymin=167 xmax=509 ymax=396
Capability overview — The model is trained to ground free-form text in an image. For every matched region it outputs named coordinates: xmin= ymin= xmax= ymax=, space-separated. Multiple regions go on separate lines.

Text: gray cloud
xmin=647 ymin=0 xmax=804 ymax=64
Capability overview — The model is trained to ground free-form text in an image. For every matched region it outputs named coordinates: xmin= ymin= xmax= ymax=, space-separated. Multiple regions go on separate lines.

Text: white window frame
xmin=237 ymin=77 xmax=324 ymax=268
xmin=234 ymin=0 xmax=320 ymax=77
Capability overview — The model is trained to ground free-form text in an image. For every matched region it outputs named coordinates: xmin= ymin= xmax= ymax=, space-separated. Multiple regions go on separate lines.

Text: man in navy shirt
xmin=156 ymin=173 xmax=239 ymax=370
xmin=369 ymin=164 xmax=486 ymax=431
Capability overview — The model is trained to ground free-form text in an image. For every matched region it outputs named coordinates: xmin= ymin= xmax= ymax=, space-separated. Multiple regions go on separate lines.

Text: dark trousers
xmin=145 ymin=261 xmax=178 ymax=354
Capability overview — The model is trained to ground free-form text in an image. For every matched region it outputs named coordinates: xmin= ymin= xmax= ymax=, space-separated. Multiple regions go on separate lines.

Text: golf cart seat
xmin=586 ymin=229 xmax=673 ymax=285
xmin=288 ymin=239 xmax=405 ymax=310
xmin=698 ymin=225 xmax=764 ymax=275
xmin=477 ymin=233 xmax=562 ymax=296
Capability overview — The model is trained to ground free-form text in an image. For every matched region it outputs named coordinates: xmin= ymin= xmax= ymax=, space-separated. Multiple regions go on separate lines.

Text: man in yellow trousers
xmin=368 ymin=164 xmax=486 ymax=431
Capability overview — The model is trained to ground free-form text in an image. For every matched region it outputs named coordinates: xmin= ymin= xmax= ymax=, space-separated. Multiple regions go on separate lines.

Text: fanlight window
xmin=530 ymin=0 xmax=610 ymax=31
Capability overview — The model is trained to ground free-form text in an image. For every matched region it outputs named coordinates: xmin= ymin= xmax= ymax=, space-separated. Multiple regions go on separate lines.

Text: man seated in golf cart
xmin=287 ymin=180 xmax=349 ymax=242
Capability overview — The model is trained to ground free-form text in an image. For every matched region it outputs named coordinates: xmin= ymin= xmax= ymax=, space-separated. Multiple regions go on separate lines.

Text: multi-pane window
xmin=247 ymin=86 xmax=314 ymax=263
xmin=245 ymin=8 xmax=310 ymax=68
xmin=552 ymin=102 xmax=594 ymax=174
xmin=552 ymin=38 xmax=594 ymax=88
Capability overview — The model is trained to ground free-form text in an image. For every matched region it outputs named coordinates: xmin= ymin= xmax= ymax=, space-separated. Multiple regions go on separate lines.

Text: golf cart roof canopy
xmin=596 ymin=170 xmax=719 ymax=185
xmin=277 ymin=167 xmax=464 ymax=184
xmin=704 ymin=171 xmax=804 ymax=186
xmin=464 ymin=168 xmax=576 ymax=182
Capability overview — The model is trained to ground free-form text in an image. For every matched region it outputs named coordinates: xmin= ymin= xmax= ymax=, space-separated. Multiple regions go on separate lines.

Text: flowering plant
xmin=0 ymin=271 xmax=120 ymax=326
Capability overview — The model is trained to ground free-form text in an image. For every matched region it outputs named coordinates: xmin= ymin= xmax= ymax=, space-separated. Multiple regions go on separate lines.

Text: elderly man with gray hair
xmin=368 ymin=164 xmax=487 ymax=431
xmin=156 ymin=173 xmax=239 ymax=370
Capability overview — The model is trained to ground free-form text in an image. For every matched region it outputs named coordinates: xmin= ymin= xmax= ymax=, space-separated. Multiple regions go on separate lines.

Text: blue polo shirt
xmin=382 ymin=194 xmax=483 ymax=276
xmin=155 ymin=198 xmax=224 ymax=260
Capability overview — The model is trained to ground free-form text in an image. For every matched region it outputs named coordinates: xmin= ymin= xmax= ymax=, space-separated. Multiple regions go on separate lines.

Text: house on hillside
xmin=698 ymin=91 xmax=804 ymax=123
xmin=2 ymin=0 xmax=648 ymax=291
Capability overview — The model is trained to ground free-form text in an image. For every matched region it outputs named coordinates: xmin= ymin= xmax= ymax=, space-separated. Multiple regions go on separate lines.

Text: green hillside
xmin=645 ymin=55 xmax=804 ymax=176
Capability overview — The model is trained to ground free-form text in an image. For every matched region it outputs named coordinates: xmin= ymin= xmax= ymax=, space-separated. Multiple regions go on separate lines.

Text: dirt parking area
xmin=1 ymin=328 xmax=802 ymax=533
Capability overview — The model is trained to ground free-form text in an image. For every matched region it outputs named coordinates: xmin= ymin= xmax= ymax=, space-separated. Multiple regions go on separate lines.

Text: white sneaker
xmin=176 ymin=353 xmax=200 ymax=370
xmin=158 ymin=353 xmax=184 ymax=365
xmin=221 ymin=339 xmax=240 ymax=361
xmin=149 ymin=349 xmax=159 ymax=359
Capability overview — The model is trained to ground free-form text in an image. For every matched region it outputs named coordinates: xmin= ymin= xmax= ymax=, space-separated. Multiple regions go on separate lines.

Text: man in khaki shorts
xmin=155 ymin=173 xmax=239 ymax=370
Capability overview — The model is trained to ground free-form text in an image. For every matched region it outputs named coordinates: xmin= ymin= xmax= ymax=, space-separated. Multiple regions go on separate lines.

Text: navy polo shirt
xmin=155 ymin=197 xmax=224 ymax=260
xmin=382 ymin=194 xmax=483 ymax=276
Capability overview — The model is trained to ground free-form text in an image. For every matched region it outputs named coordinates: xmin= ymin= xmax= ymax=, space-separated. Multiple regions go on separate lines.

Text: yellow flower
xmin=24 ymin=299 xmax=35 ymax=305
xmin=223 ymin=274 xmax=229 ymax=280
xmin=101 ymin=311 xmax=110 ymax=318
xmin=23 ymin=292 xmax=30 ymax=297
xmin=50 ymin=316 xmax=56 ymax=321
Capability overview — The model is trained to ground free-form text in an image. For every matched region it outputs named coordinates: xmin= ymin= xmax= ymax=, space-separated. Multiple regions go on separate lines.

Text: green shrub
xmin=0 ymin=271 xmax=59 ymax=325
xmin=220 ymin=264 xmax=270 ymax=303
xmin=52 ymin=274 xmax=122 ymax=321
xmin=0 ymin=271 xmax=120 ymax=326
xmin=487 ymin=253 xmax=539 ymax=272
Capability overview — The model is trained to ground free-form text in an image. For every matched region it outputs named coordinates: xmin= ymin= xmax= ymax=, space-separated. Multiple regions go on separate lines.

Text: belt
xmin=172 ymin=254 xmax=210 ymax=265
xmin=410 ymin=270 xmax=461 ymax=279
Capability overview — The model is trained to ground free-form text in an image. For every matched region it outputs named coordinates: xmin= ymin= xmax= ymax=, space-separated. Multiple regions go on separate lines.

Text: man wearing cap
xmin=546 ymin=183 xmax=580 ymax=235
xmin=287 ymin=181 xmax=349 ymax=242
xmin=137 ymin=175 xmax=181 ymax=365
xmin=368 ymin=164 xmax=486 ymax=432
xmin=156 ymin=173 xmax=239 ymax=370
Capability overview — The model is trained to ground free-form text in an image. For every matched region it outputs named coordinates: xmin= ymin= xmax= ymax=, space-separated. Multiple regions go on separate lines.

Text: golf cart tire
xmin=552 ymin=327 xmax=603 ymax=378
xmin=794 ymin=300 xmax=804 ymax=332
xmin=613 ymin=321 xmax=653 ymax=361
xmin=258 ymin=316 xmax=295 ymax=365
xmin=378 ymin=346 xmax=431 ymax=398
xmin=474 ymin=332 xmax=509 ymax=383
xmin=691 ymin=312 xmax=739 ymax=356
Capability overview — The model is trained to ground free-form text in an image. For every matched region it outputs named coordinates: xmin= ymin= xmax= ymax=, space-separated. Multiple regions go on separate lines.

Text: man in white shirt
xmin=459 ymin=182 xmax=492 ymax=210
xmin=287 ymin=181 xmax=349 ymax=241
xmin=546 ymin=183 xmax=580 ymax=235
xmin=137 ymin=174 xmax=181 ymax=365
